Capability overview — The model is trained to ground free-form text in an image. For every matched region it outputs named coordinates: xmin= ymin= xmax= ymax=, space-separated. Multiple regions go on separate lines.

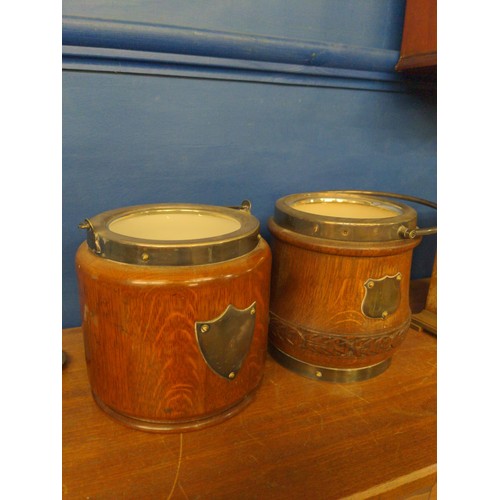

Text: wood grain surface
xmin=396 ymin=0 xmax=437 ymax=71
xmin=268 ymin=220 xmax=422 ymax=371
xmin=75 ymin=237 xmax=271 ymax=429
xmin=425 ymin=257 xmax=437 ymax=315
xmin=411 ymin=258 xmax=437 ymax=337
xmin=63 ymin=321 xmax=436 ymax=499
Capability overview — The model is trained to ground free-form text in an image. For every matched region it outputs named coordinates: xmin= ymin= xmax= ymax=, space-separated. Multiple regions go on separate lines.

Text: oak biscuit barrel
xmin=268 ymin=191 xmax=436 ymax=383
xmin=75 ymin=201 xmax=271 ymax=432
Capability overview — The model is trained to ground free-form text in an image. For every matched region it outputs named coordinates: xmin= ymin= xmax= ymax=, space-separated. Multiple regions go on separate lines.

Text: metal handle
xmin=342 ymin=190 xmax=437 ymax=239
xmin=228 ymin=199 xmax=252 ymax=212
xmin=78 ymin=218 xmax=102 ymax=253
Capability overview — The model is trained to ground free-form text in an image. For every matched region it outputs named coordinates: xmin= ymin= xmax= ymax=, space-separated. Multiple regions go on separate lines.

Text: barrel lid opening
xmin=291 ymin=197 xmax=401 ymax=219
xmin=108 ymin=210 xmax=242 ymax=241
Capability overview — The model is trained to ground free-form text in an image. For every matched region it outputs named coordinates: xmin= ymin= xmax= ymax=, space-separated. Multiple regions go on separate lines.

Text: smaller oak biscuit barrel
xmin=76 ymin=201 xmax=271 ymax=432
xmin=268 ymin=191 xmax=436 ymax=382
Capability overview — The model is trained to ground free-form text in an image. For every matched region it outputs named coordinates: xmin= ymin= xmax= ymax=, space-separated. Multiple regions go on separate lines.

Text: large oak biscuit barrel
xmin=76 ymin=201 xmax=271 ymax=432
xmin=268 ymin=191 xmax=436 ymax=382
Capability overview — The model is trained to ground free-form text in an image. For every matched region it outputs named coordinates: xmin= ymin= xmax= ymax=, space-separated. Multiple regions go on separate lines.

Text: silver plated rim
xmin=273 ymin=191 xmax=418 ymax=242
xmin=269 ymin=344 xmax=391 ymax=383
xmin=80 ymin=203 xmax=261 ymax=266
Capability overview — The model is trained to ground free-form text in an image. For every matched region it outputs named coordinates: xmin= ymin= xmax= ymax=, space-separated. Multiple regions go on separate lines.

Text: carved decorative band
xmin=269 ymin=313 xmax=410 ymax=359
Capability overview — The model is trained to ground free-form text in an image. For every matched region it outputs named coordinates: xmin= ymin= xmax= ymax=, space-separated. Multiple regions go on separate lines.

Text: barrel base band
xmin=92 ymin=389 xmax=256 ymax=433
xmin=269 ymin=344 xmax=391 ymax=383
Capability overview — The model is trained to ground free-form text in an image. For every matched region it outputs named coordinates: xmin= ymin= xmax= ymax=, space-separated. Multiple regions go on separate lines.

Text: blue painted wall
xmin=62 ymin=0 xmax=406 ymax=50
xmin=62 ymin=1 xmax=436 ymax=328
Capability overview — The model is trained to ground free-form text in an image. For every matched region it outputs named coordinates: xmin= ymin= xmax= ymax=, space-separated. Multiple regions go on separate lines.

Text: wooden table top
xmin=63 ymin=322 xmax=436 ymax=499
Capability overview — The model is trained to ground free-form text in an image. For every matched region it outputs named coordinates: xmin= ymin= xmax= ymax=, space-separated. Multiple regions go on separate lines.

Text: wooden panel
xmin=63 ymin=322 xmax=436 ymax=498
xmin=425 ymin=256 xmax=437 ymax=314
xmin=411 ymin=256 xmax=437 ymax=335
xmin=396 ymin=0 xmax=437 ymax=71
